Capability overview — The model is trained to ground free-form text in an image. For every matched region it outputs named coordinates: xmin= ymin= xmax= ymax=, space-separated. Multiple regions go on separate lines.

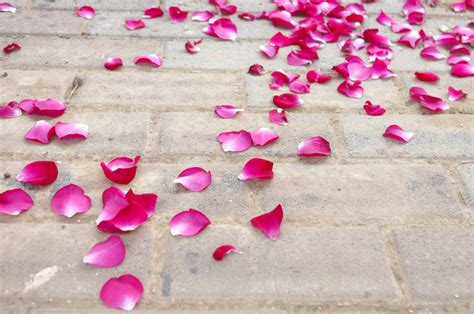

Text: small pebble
xmin=4 ymin=172 xmax=11 ymax=179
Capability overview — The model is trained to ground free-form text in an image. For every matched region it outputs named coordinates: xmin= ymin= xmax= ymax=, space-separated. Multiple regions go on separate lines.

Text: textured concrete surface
xmin=0 ymin=0 xmax=473 ymax=313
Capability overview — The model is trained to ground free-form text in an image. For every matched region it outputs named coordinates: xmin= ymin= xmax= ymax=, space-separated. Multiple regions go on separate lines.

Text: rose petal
xmin=451 ymin=63 xmax=474 ymax=77
xmin=418 ymin=94 xmax=449 ymax=112
xmin=51 ymin=184 xmax=91 ymax=217
xmin=397 ymin=30 xmax=422 ymax=48
xmin=287 ymin=50 xmax=312 ymax=66
xmin=250 ymin=204 xmax=283 ymax=240
xmin=306 ymin=70 xmax=332 ymax=84
xmin=337 ymin=79 xmax=364 ymax=98
xmin=100 ymin=274 xmax=143 ymax=311
xmin=376 ymin=11 xmax=394 ymax=26
xmin=215 ymin=104 xmax=243 ymax=119
xmin=30 ymin=99 xmax=66 ymax=117
xmin=363 ymin=101 xmax=386 ymax=116
xmin=248 ymin=64 xmax=264 ymax=76
xmin=218 ymin=4 xmax=237 ymax=15
xmin=451 ymin=1 xmax=466 ymax=12
xmin=213 ymin=245 xmax=240 ymax=261
xmin=205 ymin=18 xmax=237 ymax=41
xmin=3 ymin=42 xmax=20 ymax=53
xmin=169 ymin=6 xmax=188 ymax=23
xmin=192 ymin=10 xmax=214 ymax=22
xmin=348 ymin=61 xmax=373 ymax=81
xmin=125 ymin=189 xmax=157 ymax=218
xmin=415 ymin=71 xmax=440 ymax=82
xmin=169 ymin=208 xmax=211 ymax=237
xmin=217 ymin=130 xmax=252 ymax=152
xmin=297 ymin=136 xmax=331 ymax=157
xmin=104 ymin=57 xmax=123 ymax=70
xmin=420 ymin=46 xmax=446 ymax=60
xmin=448 ymin=86 xmax=468 ymax=101
xmin=185 ymin=39 xmax=201 ymax=54
xmin=83 ymin=235 xmax=126 ymax=268
xmin=271 ymin=70 xmax=299 ymax=85
xmin=260 ymin=45 xmax=279 ymax=58
xmin=273 ymin=93 xmax=303 ymax=109
xmin=383 ymin=125 xmax=414 ymax=143
xmin=447 ymin=55 xmax=470 ymax=65
xmin=289 ymin=80 xmax=311 ymax=94
xmin=0 ymin=188 xmax=33 ymax=215
xmin=269 ymin=108 xmax=288 ymax=126
xmin=371 ymin=58 xmax=395 ymax=79
xmin=125 ymin=19 xmax=145 ymax=30
xmin=0 ymin=101 xmax=22 ymax=119
xmin=238 ymin=12 xmax=255 ymax=21
xmin=143 ymin=6 xmax=163 ymax=19
xmin=250 ymin=128 xmax=279 ymax=146
xmin=25 ymin=120 xmax=55 ymax=144
xmin=174 ymin=167 xmax=212 ymax=192
xmin=76 ymin=5 xmax=95 ymax=19
xmin=54 ymin=122 xmax=88 ymax=140
xmin=0 ymin=2 xmax=16 ymax=13
xmin=101 ymin=156 xmax=141 ymax=185
xmin=409 ymin=86 xmax=428 ymax=101
xmin=16 ymin=161 xmax=58 ymax=186
xmin=238 ymin=158 xmax=274 ymax=181
xmin=134 ymin=54 xmax=163 ymax=67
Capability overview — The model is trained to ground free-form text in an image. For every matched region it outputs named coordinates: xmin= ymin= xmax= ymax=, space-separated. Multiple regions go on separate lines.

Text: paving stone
xmin=457 ymin=164 xmax=474 ymax=207
xmin=0 ymin=306 xmax=21 ymax=314
xmin=30 ymin=0 xmax=158 ymax=10
xmin=73 ymin=70 xmax=242 ymax=108
xmin=157 ymin=112 xmax=333 ymax=158
xmin=392 ymin=228 xmax=474 ymax=301
xmin=3 ymin=36 xmax=163 ymax=68
xmin=256 ymin=163 xmax=463 ymax=224
xmin=342 ymin=114 xmax=474 ymax=159
xmin=0 ymin=223 xmax=155 ymax=302
xmin=160 ymin=226 xmax=399 ymax=301
xmin=161 ymin=0 xmax=275 ymax=12
xmin=34 ymin=309 xmax=286 ymax=314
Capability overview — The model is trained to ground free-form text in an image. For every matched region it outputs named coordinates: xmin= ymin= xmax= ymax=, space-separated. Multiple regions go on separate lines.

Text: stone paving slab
xmin=457 ymin=164 xmax=474 ymax=207
xmin=30 ymin=0 xmax=158 ymax=10
xmin=161 ymin=0 xmax=276 ymax=13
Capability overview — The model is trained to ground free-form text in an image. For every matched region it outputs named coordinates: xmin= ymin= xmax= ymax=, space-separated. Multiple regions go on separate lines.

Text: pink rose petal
xmin=420 ymin=46 xmax=446 ymax=60
xmin=397 ymin=30 xmax=422 ymax=48
xmin=418 ymin=95 xmax=449 ymax=112
xmin=248 ymin=64 xmax=264 ymax=76
xmin=451 ymin=63 xmax=474 ymax=77
xmin=448 ymin=86 xmax=467 ymax=101
xmin=143 ymin=6 xmax=163 ymax=19
xmin=0 ymin=188 xmax=33 ymax=215
xmin=348 ymin=61 xmax=373 ymax=81
xmin=337 ymin=79 xmax=364 ymax=99
xmin=306 ymin=70 xmax=332 ymax=84
xmin=363 ymin=101 xmax=386 ymax=116
xmin=238 ymin=12 xmax=255 ymax=21
xmin=250 ymin=204 xmax=283 ymax=240
xmin=383 ymin=125 xmax=414 ymax=143
xmin=371 ymin=58 xmax=395 ymax=79
xmin=30 ymin=99 xmax=66 ymax=117
xmin=376 ymin=11 xmax=394 ymax=26
xmin=25 ymin=120 xmax=55 ymax=144
xmin=3 ymin=42 xmax=20 ymax=53
xmin=238 ymin=158 xmax=274 ymax=181
xmin=169 ymin=208 xmax=211 ymax=237
xmin=83 ymin=235 xmax=126 ymax=268
xmin=447 ymin=55 xmax=470 ymax=65
xmin=169 ymin=6 xmax=188 ymax=23
xmin=269 ymin=108 xmax=288 ymax=126
xmin=174 ymin=167 xmax=212 ymax=192
xmin=101 ymin=156 xmax=141 ymax=185
xmin=297 ymin=136 xmax=331 ymax=157
xmin=185 ymin=39 xmax=202 ymax=54
xmin=273 ymin=93 xmax=303 ymax=109
xmin=104 ymin=57 xmax=123 ymax=70
xmin=205 ymin=18 xmax=237 ymax=41
xmin=289 ymin=80 xmax=310 ymax=94
xmin=76 ymin=5 xmax=95 ymax=19
xmin=125 ymin=20 xmax=145 ymax=30
xmin=134 ymin=54 xmax=163 ymax=67
xmin=54 ymin=122 xmax=88 ymax=140
xmin=192 ymin=10 xmax=214 ymax=22
xmin=16 ymin=161 xmax=58 ymax=186
xmin=96 ymin=187 xmax=128 ymax=224
xmin=0 ymin=2 xmax=16 ymax=13
xmin=0 ymin=101 xmax=22 ymax=119
xmin=100 ymin=274 xmax=143 ymax=311
xmin=259 ymin=45 xmax=279 ymax=58
xmin=287 ymin=50 xmax=312 ymax=66
xmin=409 ymin=86 xmax=428 ymax=101
xmin=215 ymin=104 xmax=243 ymax=119
xmin=250 ymin=128 xmax=279 ymax=146
xmin=451 ymin=1 xmax=466 ymax=12
xmin=213 ymin=245 xmax=240 ymax=261
xmin=415 ymin=71 xmax=440 ymax=82
xmin=51 ymin=184 xmax=91 ymax=218
xmin=217 ymin=130 xmax=252 ymax=152
xmin=218 ymin=4 xmax=237 ymax=15
xmin=125 ymin=189 xmax=157 ymax=218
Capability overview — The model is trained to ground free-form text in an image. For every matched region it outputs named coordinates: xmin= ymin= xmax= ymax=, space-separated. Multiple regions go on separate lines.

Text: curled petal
xmin=134 ymin=54 xmax=163 ymax=67
xmin=25 ymin=120 xmax=55 ymax=144
xmin=248 ymin=64 xmax=264 ymax=76
xmin=348 ymin=61 xmax=373 ymax=81
xmin=451 ymin=63 xmax=474 ymax=78
xmin=96 ymin=187 xmax=127 ymax=224
xmin=54 ymin=122 xmax=88 ymax=140
xmin=83 ymin=235 xmax=126 ymax=268
xmin=169 ymin=6 xmax=188 ymax=23
xmin=448 ymin=86 xmax=467 ymax=101
xmin=259 ymin=45 xmax=279 ymax=58
xmin=0 ymin=188 xmax=33 ymax=215
xmin=415 ymin=71 xmax=440 ymax=82
xmin=287 ymin=50 xmax=311 ymax=66
xmin=3 ymin=42 xmax=20 ymax=53
xmin=143 ymin=6 xmax=163 ymax=19
xmin=371 ymin=58 xmax=395 ymax=79
xmin=391 ymin=22 xmax=412 ymax=33
xmin=101 ymin=156 xmax=141 ymax=185
xmin=420 ymin=46 xmax=446 ymax=60
xmin=337 ymin=79 xmax=364 ymax=99
xmin=215 ymin=104 xmax=243 ymax=119
xmin=397 ymin=30 xmax=422 ymax=48
xmin=250 ymin=204 xmax=283 ymax=240
xmin=100 ymin=274 xmax=143 ymax=311
xmin=383 ymin=125 xmax=414 ymax=143
xmin=409 ymin=86 xmax=427 ymax=101
xmin=185 ymin=39 xmax=201 ymax=54
xmin=125 ymin=189 xmax=157 ymax=218
xmin=51 ymin=184 xmax=91 ymax=217
xmin=297 ymin=136 xmax=331 ymax=157
xmin=238 ymin=158 xmax=274 ymax=181
xmin=31 ymin=99 xmax=66 ymax=117
xmin=205 ymin=18 xmax=237 ymax=41
xmin=271 ymin=70 xmax=299 ymax=85
xmin=0 ymin=101 xmax=22 ymax=119
xmin=192 ymin=10 xmax=214 ymax=22
xmin=418 ymin=95 xmax=449 ymax=112
xmin=250 ymin=128 xmax=279 ymax=146
xmin=268 ymin=10 xmax=295 ymax=28
xmin=447 ymin=55 xmax=470 ymax=65
xmin=174 ymin=167 xmax=212 ymax=192
xmin=169 ymin=208 xmax=211 ymax=237
xmin=306 ymin=70 xmax=332 ymax=84
xmin=104 ymin=57 xmax=123 ymax=70
xmin=125 ymin=20 xmax=145 ymax=30
xmin=217 ymin=130 xmax=252 ymax=152
xmin=269 ymin=108 xmax=288 ymax=126
xmin=238 ymin=12 xmax=255 ymax=21
xmin=76 ymin=5 xmax=95 ymax=19
xmin=213 ymin=245 xmax=240 ymax=261
xmin=273 ymin=93 xmax=303 ymax=109
xmin=18 ymin=99 xmax=35 ymax=114
xmin=0 ymin=2 xmax=16 ymax=13
xmin=16 ymin=161 xmax=58 ymax=186
xmin=289 ymin=80 xmax=310 ymax=94
xmin=363 ymin=101 xmax=386 ymax=116
xmin=376 ymin=11 xmax=394 ymax=26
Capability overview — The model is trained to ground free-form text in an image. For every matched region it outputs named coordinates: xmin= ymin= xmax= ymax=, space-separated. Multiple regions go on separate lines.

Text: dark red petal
xmin=134 ymin=54 xmax=163 ymax=67
xmin=143 ymin=6 xmax=164 ymax=19
xmin=169 ymin=6 xmax=188 ymax=23
xmin=3 ymin=42 xmax=20 ymax=53
xmin=213 ymin=245 xmax=240 ymax=261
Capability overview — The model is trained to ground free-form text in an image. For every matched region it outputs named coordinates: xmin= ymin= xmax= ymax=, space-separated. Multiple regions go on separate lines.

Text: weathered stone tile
xmin=31 ymin=0 xmax=157 ymax=10
xmin=457 ymin=163 xmax=474 ymax=207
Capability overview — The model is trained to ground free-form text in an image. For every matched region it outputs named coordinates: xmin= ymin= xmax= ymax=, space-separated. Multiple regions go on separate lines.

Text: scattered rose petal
xmin=287 ymin=50 xmax=312 ymax=66
xmin=289 ymin=80 xmax=310 ymax=94
xmin=260 ymin=45 xmax=279 ymax=58
xmin=448 ymin=87 xmax=467 ymax=101
xmin=192 ymin=10 xmax=214 ymax=22
xmin=205 ymin=18 xmax=237 ymax=41
xmin=213 ymin=245 xmax=240 ymax=261
xmin=0 ymin=101 xmax=21 ymax=119
xmin=363 ymin=101 xmax=386 ymax=116
xmin=420 ymin=46 xmax=446 ymax=60
xmin=185 ymin=39 xmax=202 ymax=54
xmin=451 ymin=1 xmax=466 ymax=12
xmin=451 ymin=63 xmax=474 ymax=77
xmin=169 ymin=6 xmax=188 ymax=23
xmin=0 ymin=188 xmax=33 ymax=215
xmin=337 ymin=79 xmax=364 ymax=98
xmin=54 ymin=122 xmax=88 ymax=140
xmin=25 ymin=120 xmax=55 ymax=144
xmin=134 ymin=54 xmax=163 ymax=67
xmin=125 ymin=19 xmax=145 ymax=30
xmin=30 ymin=99 xmax=66 ymax=117
xmin=306 ymin=70 xmax=332 ymax=84
xmin=100 ymin=274 xmax=143 ymax=311
xmin=104 ymin=57 xmax=123 ymax=70
xmin=248 ymin=64 xmax=264 ymax=76
xmin=348 ymin=61 xmax=373 ymax=81
xmin=51 ymin=184 xmax=91 ymax=217
xmin=297 ymin=136 xmax=331 ymax=157
xmin=383 ymin=125 xmax=414 ymax=143
xmin=125 ymin=189 xmax=157 ymax=218
xmin=77 ymin=5 xmax=95 ymax=19
xmin=174 ymin=167 xmax=212 ymax=192
xmin=169 ymin=208 xmax=211 ymax=237
xmin=409 ymin=86 xmax=428 ymax=101
xmin=415 ymin=71 xmax=440 ymax=82
xmin=215 ymin=104 xmax=243 ymax=119
xmin=218 ymin=4 xmax=237 ymax=15
xmin=397 ymin=30 xmax=422 ymax=48
xmin=238 ymin=158 xmax=274 ymax=181
xmin=250 ymin=128 xmax=279 ymax=146
xmin=418 ymin=94 xmax=449 ymax=112
xmin=376 ymin=11 xmax=394 ymax=26
xmin=273 ymin=93 xmax=303 ymax=109
xmin=269 ymin=108 xmax=288 ymax=126
xmin=217 ymin=130 xmax=252 ymax=152
xmin=371 ymin=58 xmax=395 ymax=79
xmin=238 ymin=12 xmax=255 ymax=21
xmin=101 ymin=156 xmax=141 ymax=185
xmin=83 ymin=235 xmax=126 ymax=268
xmin=250 ymin=204 xmax=283 ymax=240
xmin=16 ymin=161 xmax=58 ymax=186
xmin=0 ymin=2 xmax=16 ymax=13
xmin=143 ymin=6 xmax=163 ymax=19
xmin=3 ymin=42 xmax=20 ymax=53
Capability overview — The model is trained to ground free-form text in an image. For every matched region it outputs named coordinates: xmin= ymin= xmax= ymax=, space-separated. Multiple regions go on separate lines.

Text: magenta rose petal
xmin=51 ymin=184 xmax=91 ymax=218
xmin=409 ymin=86 xmax=428 ymax=101
xmin=420 ymin=46 xmax=446 ymax=60
xmin=83 ymin=235 xmax=126 ymax=268
xmin=250 ymin=128 xmax=279 ymax=146
xmin=269 ymin=108 xmax=288 ymax=126
xmin=451 ymin=63 xmax=474 ymax=77
xmin=306 ymin=70 xmax=332 ymax=84
xmin=217 ymin=130 xmax=252 ymax=152
xmin=260 ymin=44 xmax=279 ymax=58
xmin=169 ymin=6 xmax=188 ymax=23
xmin=143 ymin=6 xmax=163 ymax=19
xmin=415 ymin=71 xmax=440 ymax=82
xmin=169 ymin=208 xmax=211 ymax=237
xmin=0 ymin=188 xmax=33 ymax=215
xmin=205 ymin=18 xmax=237 ymax=41
xmin=100 ymin=274 xmax=143 ymax=311
xmin=76 ymin=5 xmax=95 ymax=19
xmin=125 ymin=189 xmax=158 ymax=218
xmin=273 ymin=93 xmax=303 ymax=109
xmin=0 ymin=101 xmax=22 ymax=119
xmin=16 ymin=161 xmax=58 ymax=186
xmin=0 ymin=2 xmax=16 ymax=13
xmin=289 ymin=80 xmax=310 ymax=94
xmin=31 ymin=99 xmax=66 ymax=117
xmin=125 ymin=19 xmax=145 ymax=30
xmin=192 ymin=10 xmax=214 ymax=22
xmin=238 ymin=158 xmax=274 ymax=181
xmin=248 ymin=64 xmax=264 ymax=76
xmin=104 ymin=57 xmax=123 ymax=70
xmin=383 ymin=125 xmax=414 ymax=143
xmin=100 ymin=156 xmax=141 ymax=185
xmin=54 ymin=122 xmax=88 ymax=140
xmin=363 ymin=101 xmax=386 ymax=116
xmin=297 ymin=136 xmax=331 ymax=157
xmin=337 ymin=79 xmax=364 ymax=98
xmin=3 ymin=42 xmax=21 ymax=53
xmin=448 ymin=87 xmax=467 ymax=101
xmin=96 ymin=187 xmax=128 ymax=226
xmin=25 ymin=120 xmax=55 ymax=144
xmin=250 ymin=204 xmax=283 ymax=240
xmin=418 ymin=95 xmax=449 ymax=112
xmin=134 ymin=54 xmax=163 ymax=67
xmin=215 ymin=104 xmax=243 ymax=119
xmin=185 ymin=39 xmax=202 ymax=54
xmin=238 ymin=12 xmax=255 ymax=21
xmin=174 ymin=167 xmax=212 ymax=192
xmin=451 ymin=1 xmax=466 ymax=12
xmin=213 ymin=245 xmax=240 ymax=261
